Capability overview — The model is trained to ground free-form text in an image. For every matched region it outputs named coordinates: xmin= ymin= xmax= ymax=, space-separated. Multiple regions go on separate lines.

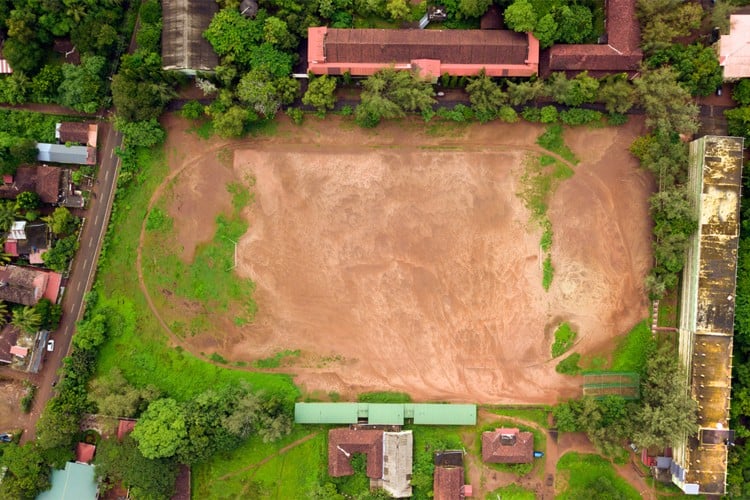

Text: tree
xmin=12 ymin=306 xmax=42 ymax=334
xmin=466 ymin=72 xmax=506 ymax=123
xmin=237 ymin=68 xmax=283 ymax=118
xmin=0 ymin=443 xmax=50 ymax=499
xmin=15 ymin=191 xmax=40 ymax=211
xmin=132 ymin=398 xmax=189 ymax=459
xmin=36 ymin=391 xmax=88 ymax=449
xmin=114 ymin=118 xmax=166 ymax=148
xmin=2 ymin=39 xmax=44 ymax=75
xmin=637 ymin=0 xmax=702 ymax=53
xmin=58 ymin=56 xmax=109 ymax=113
xmin=0 ymin=301 xmax=8 ymax=328
xmin=534 ymin=13 xmax=558 ymax=49
xmin=458 ymin=0 xmax=491 ymax=19
xmin=73 ymin=313 xmax=108 ymax=351
xmin=33 ymin=298 xmax=62 ymax=331
xmin=554 ymin=5 xmax=593 ymax=44
xmin=303 ymin=75 xmax=337 ymax=116
xmin=355 ymin=68 xmax=435 ymax=128
xmin=30 ymin=64 xmax=64 ymax=103
xmin=733 ymin=79 xmax=750 ymax=106
xmin=386 ymin=0 xmax=410 ymax=20
xmin=631 ymin=345 xmax=698 ymax=448
xmin=212 ymin=106 xmax=249 ymax=138
xmin=91 ymin=368 xmax=160 ymax=417
xmin=647 ymin=44 xmax=723 ymax=97
xmin=726 ymin=106 xmax=750 ymax=140
xmin=263 ymin=16 xmax=297 ymax=51
xmin=95 ymin=436 xmax=178 ymax=499
xmin=504 ymin=0 xmax=537 ymax=33
xmin=597 ymin=74 xmax=636 ymax=114
xmin=0 ymin=200 xmax=17 ymax=232
xmin=42 ymin=234 xmax=79 ymax=273
xmin=634 ymin=66 xmax=699 ymax=136
xmin=43 ymin=207 xmax=79 ymax=236
xmin=545 ymin=71 xmax=599 ymax=106
xmin=506 ymin=79 xmax=544 ymax=106
xmin=204 ymin=8 xmax=264 ymax=68
xmin=111 ymin=74 xmax=175 ymax=123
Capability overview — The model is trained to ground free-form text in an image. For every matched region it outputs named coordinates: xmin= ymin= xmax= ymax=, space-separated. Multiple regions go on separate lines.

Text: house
xmin=0 ymin=165 xmax=66 ymax=205
xmin=434 ymin=451 xmax=472 ymax=500
xmin=161 ymin=0 xmax=219 ymax=73
xmin=0 ymin=265 xmax=62 ymax=306
xmin=719 ymin=15 xmax=750 ymax=79
xmin=56 ymin=122 xmax=98 ymax=148
xmin=0 ymin=166 xmax=37 ymax=200
xmin=328 ymin=428 xmax=415 ymax=497
xmin=4 ymin=221 xmax=51 ymax=265
xmin=36 ymin=165 xmax=62 ymax=204
xmin=37 ymin=462 xmax=98 ymax=500
xmin=328 ymin=428 xmax=384 ymax=478
xmin=671 ymin=136 xmax=744 ymax=496
xmin=545 ymin=0 xmax=642 ymax=76
xmin=37 ymin=143 xmax=96 ymax=165
xmin=75 ymin=442 xmax=96 ymax=464
xmin=481 ymin=428 xmax=534 ymax=464
xmin=307 ymin=27 xmax=539 ymax=79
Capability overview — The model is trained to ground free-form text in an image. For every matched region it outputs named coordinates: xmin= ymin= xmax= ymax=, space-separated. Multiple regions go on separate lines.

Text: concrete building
xmin=672 ymin=135 xmax=744 ymax=495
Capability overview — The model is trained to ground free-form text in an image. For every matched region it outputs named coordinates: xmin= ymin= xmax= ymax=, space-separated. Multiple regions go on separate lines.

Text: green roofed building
xmin=37 ymin=462 xmax=97 ymax=500
xmin=295 ymin=403 xmax=476 ymax=426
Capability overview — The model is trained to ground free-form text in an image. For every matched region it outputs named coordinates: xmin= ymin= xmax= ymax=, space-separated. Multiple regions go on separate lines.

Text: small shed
xmin=75 ymin=442 xmax=96 ymax=464
xmin=379 ymin=431 xmax=413 ymax=498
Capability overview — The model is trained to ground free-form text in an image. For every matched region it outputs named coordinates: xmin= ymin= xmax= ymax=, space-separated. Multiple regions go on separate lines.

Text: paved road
xmin=15 ymin=123 xmax=122 ymax=443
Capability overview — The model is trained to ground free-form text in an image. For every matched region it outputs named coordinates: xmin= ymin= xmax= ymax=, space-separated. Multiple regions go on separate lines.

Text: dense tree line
xmin=504 ymin=0 xmax=599 ymax=48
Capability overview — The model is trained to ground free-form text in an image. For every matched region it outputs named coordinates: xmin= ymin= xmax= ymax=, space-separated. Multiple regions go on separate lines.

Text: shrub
xmin=542 ymin=254 xmax=554 ymax=290
xmin=497 ymin=105 xmax=519 ymax=123
xmin=607 ymin=113 xmax=628 ymax=126
xmin=522 ymin=106 xmax=542 ymax=122
xmin=540 ymin=105 xmax=558 ymax=123
xmin=285 ymin=107 xmax=304 ymax=125
xmin=20 ymin=381 xmax=36 ymax=413
xmin=339 ymin=105 xmax=353 ymax=116
xmin=556 ymin=353 xmax=582 ymax=375
xmin=180 ymin=100 xmax=204 ymax=120
xmin=559 ymin=108 xmax=603 ymax=126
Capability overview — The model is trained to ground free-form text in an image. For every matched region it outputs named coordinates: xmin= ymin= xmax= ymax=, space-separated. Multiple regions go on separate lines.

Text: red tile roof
xmin=434 ymin=466 xmax=464 ymax=500
xmin=481 ymin=428 xmax=534 ymax=464
xmin=117 ymin=419 xmax=136 ymax=441
xmin=42 ymin=271 xmax=61 ymax=304
xmin=328 ymin=428 xmax=384 ymax=478
xmin=76 ymin=442 xmax=96 ymax=464
xmin=9 ymin=345 xmax=27 ymax=358
xmin=0 ymin=326 xmax=19 ymax=364
xmin=547 ymin=0 xmax=642 ymax=74
xmin=308 ymin=27 xmax=539 ymax=77
xmin=36 ymin=165 xmax=61 ymax=204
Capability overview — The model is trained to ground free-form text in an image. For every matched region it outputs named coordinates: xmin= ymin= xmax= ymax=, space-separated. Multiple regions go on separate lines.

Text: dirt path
xmin=218 ymin=432 xmax=319 ymax=481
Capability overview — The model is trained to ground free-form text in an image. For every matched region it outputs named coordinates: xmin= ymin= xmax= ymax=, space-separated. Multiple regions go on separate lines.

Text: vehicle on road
xmin=534 ymin=451 xmax=545 ymax=458
xmin=46 ymin=339 xmax=55 ymax=352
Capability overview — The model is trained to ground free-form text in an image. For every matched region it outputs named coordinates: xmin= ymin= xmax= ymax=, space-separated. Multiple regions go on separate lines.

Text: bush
xmin=21 ymin=382 xmax=36 ymax=413
xmin=542 ymin=254 xmax=554 ymax=290
xmin=521 ymin=106 xmax=542 ymax=122
xmin=559 ymin=108 xmax=603 ymax=126
xmin=357 ymin=391 xmax=412 ymax=403
xmin=339 ymin=105 xmax=353 ymax=116
xmin=498 ymin=105 xmax=519 ymax=123
xmin=556 ymin=353 xmax=582 ymax=374
xmin=607 ymin=113 xmax=628 ymax=126
xmin=436 ymin=104 xmax=474 ymax=122
xmin=540 ymin=105 xmax=558 ymax=123
xmin=180 ymin=100 xmax=204 ymax=120
xmin=285 ymin=107 xmax=304 ymax=125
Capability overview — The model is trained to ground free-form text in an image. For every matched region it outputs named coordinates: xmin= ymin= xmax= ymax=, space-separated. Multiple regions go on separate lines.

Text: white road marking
xmin=94 ymin=214 xmax=99 ymax=225
xmin=110 ymin=149 xmax=114 ymax=160
xmin=105 ymin=170 xmax=110 ymax=181
xmin=76 ymin=282 xmax=81 ymax=291
xmin=88 ymin=239 xmax=94 ymax=248
xmin=83 ymin=258 xmax=88 ymax=268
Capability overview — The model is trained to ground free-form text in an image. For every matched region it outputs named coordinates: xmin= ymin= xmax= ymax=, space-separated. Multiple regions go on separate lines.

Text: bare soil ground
xmin=156 ymin=115 xmax=652 ymax=404
xmin=0 ymin=380 xmax=28 ymax=432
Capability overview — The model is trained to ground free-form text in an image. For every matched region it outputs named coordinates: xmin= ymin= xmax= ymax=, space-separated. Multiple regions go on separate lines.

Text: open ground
xmin=141 ymin=114 xmax=653 ymax=404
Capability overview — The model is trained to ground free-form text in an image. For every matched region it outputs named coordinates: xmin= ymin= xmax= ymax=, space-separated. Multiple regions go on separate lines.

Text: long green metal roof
xmin=294 ymin=402 xmax=476 ymax=425
xmin=294 ymin=402 xmax=359 ymax=424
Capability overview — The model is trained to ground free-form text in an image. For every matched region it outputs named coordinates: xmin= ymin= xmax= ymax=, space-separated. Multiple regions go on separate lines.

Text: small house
xmin=481 ymin=428 xmax=534 ymax=464
xmin=0 ymin=265 xmax=62 ymax=306
xmin=719 ymin=15 xmax=750 ymax=79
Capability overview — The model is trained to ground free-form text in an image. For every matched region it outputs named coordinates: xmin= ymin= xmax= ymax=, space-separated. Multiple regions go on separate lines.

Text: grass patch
xmin=657 ymin=289 xmax=679 ymax=328
xmin=556 ymin=452 xmax=640 ymax=499
xmin=536 ymin=124 xmax=579 ymax=164
xmin=193 ymin=426 xmax=325 ymax=499
xmin=556 ymin=353 xmax=582 ymax=375
xmin=610 ymin=320 xmax=655 ymax=374
xmin=357 ymin=391 xmax=412 ymax=403
xmin=188 ymin=120 xmax=214 ymax=140
xmin=540 ymin=221 xmax=553 ymax=252
xmin=410 ymin=425 xmax=466 ymax=498
xmin=485 ymin=483 xmax=535 ymax=500
xmin=551 ymin=323 xmax=577 ymax=358
xmin=94 ymin=144 xmax=298 ymax=402
xmin=542 ymin=255 xmax=554 ymax=291
xmin=145 ymin=207 xmax=172 ymax=232
xmin=475 ymin=420 xmax=545 ymax=476
xmin=484 ymin=406 xmax=550 ymax=428
xmin=252 ymin=350 xmax=301 ymax=369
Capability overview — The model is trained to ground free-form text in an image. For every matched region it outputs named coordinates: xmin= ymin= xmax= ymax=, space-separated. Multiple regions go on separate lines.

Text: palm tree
xmin=12 ymin=306 xmax=41 ymax=334
xmin=0 ymin=201 xmax=17 ymax=234
xmin=0 ymin=301 xmax=8 ymax=328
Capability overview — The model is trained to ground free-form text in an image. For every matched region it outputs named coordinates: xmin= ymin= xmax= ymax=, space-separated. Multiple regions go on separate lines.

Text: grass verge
xmin=485 ymin=483 xmax=535 ymax=500
xmin=536 ymin=124 xmax=579 ymax=164
xmin=357 ymin=391 xmax=412 ymax=403
xmin=484 ymin=406 xmax=550 ymax=428
xmin=555 ymin=353 xmax=582 ymax=375
xmin=556 ymin=452 xmax=640 ymax=499
xmin=610 ymin=320 xmax=655 ymax=374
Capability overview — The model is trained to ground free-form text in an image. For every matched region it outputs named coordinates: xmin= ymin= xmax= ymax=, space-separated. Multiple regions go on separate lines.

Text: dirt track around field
xmin=150 ymin=115 xmax=653 ymax=404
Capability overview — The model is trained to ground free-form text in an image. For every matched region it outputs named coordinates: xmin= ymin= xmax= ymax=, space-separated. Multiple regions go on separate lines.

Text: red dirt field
xmin=155 ymin=115 xmax=653 ymax=404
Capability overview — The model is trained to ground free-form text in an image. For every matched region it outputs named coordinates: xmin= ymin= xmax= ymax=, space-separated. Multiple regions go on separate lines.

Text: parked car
xmin=0 ymin=433 xmax=12 ymax=443
xmin=46 ymin=339 xmax=55 ymax=352
xmin=534 ymin=451 xmax=545 ymax=458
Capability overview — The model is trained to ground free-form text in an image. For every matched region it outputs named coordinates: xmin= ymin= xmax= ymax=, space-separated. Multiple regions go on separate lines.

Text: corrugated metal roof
xmin=409 ymin=404 xmax=477 ymax=425
xmin=294 ymin=402 xmax=359 ymax=424
xmin=36 ymin=143 xmax=90 ymax=165
xmin=369 ymin=403 xmax=404 ymax=425
xmin=162 ymin=0 xmax=219 ymax=72
xmin=37 ymin=462 xmax=98 ymax=500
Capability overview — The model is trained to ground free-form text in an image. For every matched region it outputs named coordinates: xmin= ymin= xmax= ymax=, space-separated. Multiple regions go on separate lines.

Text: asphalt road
xmin=16 ymin=123 xmax=122 ymax=443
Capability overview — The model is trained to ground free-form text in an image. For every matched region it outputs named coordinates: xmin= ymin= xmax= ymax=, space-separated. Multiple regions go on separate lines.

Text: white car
xmin=46 ymin=339 xmax=55 ymax=352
